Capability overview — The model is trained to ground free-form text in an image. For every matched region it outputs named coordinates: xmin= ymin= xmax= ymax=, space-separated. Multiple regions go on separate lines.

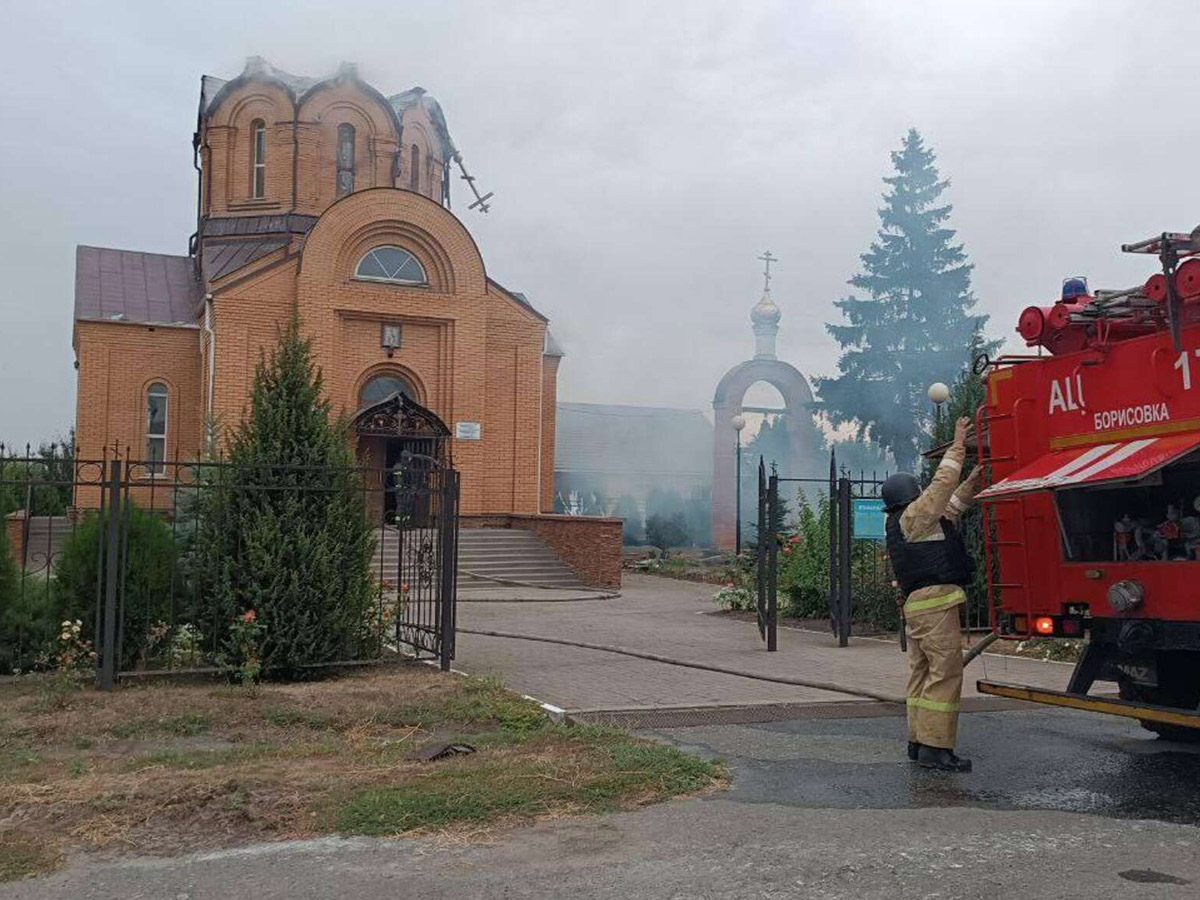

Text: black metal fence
xmin=758 ymin=450 xmax=990 ymax=647
xmin=0 ymin=445 xmax=459 ymax=685
xmin=757 ymin=454 xmax=896 ymax=648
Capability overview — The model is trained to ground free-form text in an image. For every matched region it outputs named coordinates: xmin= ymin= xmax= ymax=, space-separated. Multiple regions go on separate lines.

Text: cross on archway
xmin=758 ymin=250 xmax=777 ymax=291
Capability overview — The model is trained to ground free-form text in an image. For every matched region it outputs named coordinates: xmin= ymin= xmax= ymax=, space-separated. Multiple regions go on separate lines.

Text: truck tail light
xmin=1034 ymin=616 xmax=1055 ymax=635
xmin=1060 ymin=617 xmax=1083 ymax=636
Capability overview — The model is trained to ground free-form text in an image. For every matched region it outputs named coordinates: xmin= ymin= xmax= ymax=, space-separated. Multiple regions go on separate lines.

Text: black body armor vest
xmin=885 ymin=512 xmax=974 ymax=597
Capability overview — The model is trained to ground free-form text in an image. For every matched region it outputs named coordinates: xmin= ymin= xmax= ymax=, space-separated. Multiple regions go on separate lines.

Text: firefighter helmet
xmin=881 ymin=473 xmax=921 ymax=513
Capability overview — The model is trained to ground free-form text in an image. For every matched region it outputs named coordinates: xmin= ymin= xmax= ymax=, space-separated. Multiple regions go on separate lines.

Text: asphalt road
xmin=6 ymin=707 xmax=1200 ymax=900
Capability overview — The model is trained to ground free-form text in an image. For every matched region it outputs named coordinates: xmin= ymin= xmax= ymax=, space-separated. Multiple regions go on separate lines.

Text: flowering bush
xmin=168 ymin=624 xmax=203 ymax=668
xmin=227 ymin=609 xmax=265 ymax=686
xmin=52 ymin=619 xmax=96 ymax=674
xmin=713 ymin=583 xmax=755 ymax=611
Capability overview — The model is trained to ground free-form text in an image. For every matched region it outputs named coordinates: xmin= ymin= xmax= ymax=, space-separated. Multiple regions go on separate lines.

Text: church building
xmin=72 ymin=58 xmax=562 ymax=518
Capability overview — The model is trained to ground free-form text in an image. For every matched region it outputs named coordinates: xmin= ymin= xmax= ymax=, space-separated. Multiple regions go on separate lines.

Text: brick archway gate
xmin=711 ymin=358 xmax=820 ymax=550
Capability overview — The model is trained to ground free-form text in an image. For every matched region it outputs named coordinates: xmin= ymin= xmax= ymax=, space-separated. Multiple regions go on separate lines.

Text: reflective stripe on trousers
xmin=905 ymin=602 xmax=963 ymax=750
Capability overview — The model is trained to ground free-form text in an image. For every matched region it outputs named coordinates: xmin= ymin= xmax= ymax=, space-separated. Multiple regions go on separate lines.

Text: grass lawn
xmin=0 ymin=663 xmax=723 ymax=882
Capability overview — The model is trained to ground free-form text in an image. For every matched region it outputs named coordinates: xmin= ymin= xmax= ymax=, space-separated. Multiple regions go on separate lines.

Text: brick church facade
xmin=72 ymin=58 xmax=562 ymax=518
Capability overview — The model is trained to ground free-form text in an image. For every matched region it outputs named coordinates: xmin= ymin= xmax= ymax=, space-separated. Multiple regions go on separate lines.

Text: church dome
xmin=751 ymin=291 xmax=781 ymax=326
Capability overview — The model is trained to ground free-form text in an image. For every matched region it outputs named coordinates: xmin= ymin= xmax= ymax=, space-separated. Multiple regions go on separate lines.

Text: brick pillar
xmin=711 ymin=404 xmax=738 ymax=550
xmin=5 ymin=510 xmax=26 ymax=568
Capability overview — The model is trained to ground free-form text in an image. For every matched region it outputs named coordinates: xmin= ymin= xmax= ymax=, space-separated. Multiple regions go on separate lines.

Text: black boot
xmin=917 ymin=745 xmax=972 ymax=772
xmin=907 ymin=741 xmax=921 ymax=761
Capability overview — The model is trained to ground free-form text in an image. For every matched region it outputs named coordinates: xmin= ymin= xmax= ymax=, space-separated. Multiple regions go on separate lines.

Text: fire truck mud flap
xmin=977 ymin=680 xmax=1200 ymax=733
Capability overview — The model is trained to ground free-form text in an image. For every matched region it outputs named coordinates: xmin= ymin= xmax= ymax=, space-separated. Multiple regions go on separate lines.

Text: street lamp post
xmin=732 ymin=414 xmax=746 ymax=555
xmin=928 ymin=382 xmax=949 ymax=436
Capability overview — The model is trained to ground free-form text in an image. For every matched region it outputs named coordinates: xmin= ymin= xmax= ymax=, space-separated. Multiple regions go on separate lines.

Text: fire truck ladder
xmin=1121 ymin=228 xmax=1200 ymax=350
xmin=974 ymin=403 xmax=1036 ymax=638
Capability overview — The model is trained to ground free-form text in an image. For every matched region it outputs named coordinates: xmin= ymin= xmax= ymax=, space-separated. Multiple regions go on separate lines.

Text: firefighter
xmin=882 ymin=416 xmax=981 ymax=772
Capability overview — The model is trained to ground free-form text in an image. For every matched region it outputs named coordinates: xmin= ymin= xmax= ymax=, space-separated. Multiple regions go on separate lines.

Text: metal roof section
xmin=75 ymin=246 xmax=201 ymax=325
xmin=200 ymin=58 xmax=318 ymax=113
xmin=388 ymin=87 xmax=456 ymax=157
xmin=544 ymin=329 xmax=565 ymax=358
xmin=978 ymin=434 xmax=1200 ymax=498
xmin=487 ymin=279 xmax=548 ymax=323
xmin=201 ymin=238 xmax=289 ymax=283
xmin=201 ymin=214 xmax=318 ymax=238
xmin=555 ymin=403 xmax=713 ymax=478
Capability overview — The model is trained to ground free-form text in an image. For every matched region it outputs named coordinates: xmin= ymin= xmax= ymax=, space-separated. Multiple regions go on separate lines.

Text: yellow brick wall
xmin=200 ymin=77 xmax=446 ymax=220
xmin=73 ymin=321 xmax=203 ymax=507
xmin=78 ymin=76 xmax=554 ymax=518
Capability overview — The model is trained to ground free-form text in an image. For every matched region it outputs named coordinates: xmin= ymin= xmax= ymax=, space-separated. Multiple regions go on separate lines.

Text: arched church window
xmin=409 ymin=144 xmax=420 ymax=191
xmin=146 ymin=382 xmax=168 ymax=473
xmin=355 ymin=246 xmax=427 ymax=285
xmin=360 ymin=373 xmax=415 ymax=406
xmin=251 ymin=119 xmax=266 ymax=199
xmin=336 ymin=124 xmax=355 ymax=197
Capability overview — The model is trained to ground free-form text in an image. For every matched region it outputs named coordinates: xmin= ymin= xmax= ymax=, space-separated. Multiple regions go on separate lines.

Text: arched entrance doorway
xmin=352 ymin=385 xmax=451 ymax=524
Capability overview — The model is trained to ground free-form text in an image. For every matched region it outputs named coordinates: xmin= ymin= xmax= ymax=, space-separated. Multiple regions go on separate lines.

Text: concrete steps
xmin=372 ymin=526 xmax=589 ymax=591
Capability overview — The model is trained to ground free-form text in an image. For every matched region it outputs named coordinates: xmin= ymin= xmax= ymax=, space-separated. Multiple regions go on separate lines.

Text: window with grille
xmin=146 ymin=382 xmax=168 ymax=473
xmin=251 ymin=119 xmax=266 ymax=198
xmin=354 ymin=246 xmax=427 ymax=285
xmin=337 ymin=124 xmax=355 ymax=197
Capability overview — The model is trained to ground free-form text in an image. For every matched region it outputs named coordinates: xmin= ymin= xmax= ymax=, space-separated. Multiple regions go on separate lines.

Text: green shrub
xmin=53 ymin=505 xmax=179 ymax=670
xmin=611 ymin=495 xmax=642 ymax=545
xmin=777 ymin=491 xmax=831 ymax=619
xmin=189 ymin=315 xmax=374 ymax=676
xmin=0 ymin=574 xmax=59 ymax=674
xmin=645 ymin=512 xmax=689 ymax=556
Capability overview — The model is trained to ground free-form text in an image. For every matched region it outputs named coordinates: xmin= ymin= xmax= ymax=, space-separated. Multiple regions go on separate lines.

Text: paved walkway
xmin=454 ymin=574 xmax=1078 ymax=713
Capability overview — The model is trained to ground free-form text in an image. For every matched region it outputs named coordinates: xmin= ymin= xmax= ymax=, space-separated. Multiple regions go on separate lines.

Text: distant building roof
xmin=74 ymin=246 xmax=201 ymax=325
xmin=556 ymin=403 xmax=713 ymax=479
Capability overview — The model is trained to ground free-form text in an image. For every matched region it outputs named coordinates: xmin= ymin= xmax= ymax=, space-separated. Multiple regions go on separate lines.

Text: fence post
xmin=99 ymin=458 xmax=122 ymax=691
xmin=756 ymin=458 xmax=766 ymax=638
xmin=837 ymin=476 xmax=852 ymax=647
xmin=766 ymin=472 xmax=778 ymax=652
xmin=827 ymin=449 xmax=838 ymax=638
xmin=438 ymin=471 xmax=459 ymax=672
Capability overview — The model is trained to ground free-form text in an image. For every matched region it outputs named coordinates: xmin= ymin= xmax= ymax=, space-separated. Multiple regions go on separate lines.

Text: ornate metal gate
xmin=391 ymin=453 xmax=460 ymax=670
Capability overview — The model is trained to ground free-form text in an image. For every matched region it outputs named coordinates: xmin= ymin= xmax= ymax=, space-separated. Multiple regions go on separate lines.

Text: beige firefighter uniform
xmin=900 ymin=439 xmax=980 ymax=750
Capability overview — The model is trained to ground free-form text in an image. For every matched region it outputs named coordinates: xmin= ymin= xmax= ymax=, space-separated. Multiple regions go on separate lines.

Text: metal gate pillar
xmin=836 ymin=476 xmax=852 ymax=647
xmin=99 ymin=459 xmax=121 ymax=691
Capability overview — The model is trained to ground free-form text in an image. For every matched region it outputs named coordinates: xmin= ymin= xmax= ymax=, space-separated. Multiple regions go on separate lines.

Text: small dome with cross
xmin=751 ymin=291 xmax=781 ymax=326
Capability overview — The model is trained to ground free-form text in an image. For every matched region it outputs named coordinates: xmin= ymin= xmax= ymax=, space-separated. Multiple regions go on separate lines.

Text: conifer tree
xmin=192 ymin=313 xmax=374 ymax=675
xmin=818 ymin=129 xmax=990 ymax=472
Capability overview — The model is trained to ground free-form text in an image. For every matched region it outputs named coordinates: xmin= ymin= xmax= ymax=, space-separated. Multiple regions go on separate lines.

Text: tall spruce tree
xmin=192 ymin=313 xmax=375 ymax=675
xmin=818 ymin=129 xmax=989 ymax=472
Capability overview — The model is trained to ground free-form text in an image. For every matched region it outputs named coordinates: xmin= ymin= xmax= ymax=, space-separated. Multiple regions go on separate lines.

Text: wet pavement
xmin=652 ymin=705 xmax=1200 ymax=825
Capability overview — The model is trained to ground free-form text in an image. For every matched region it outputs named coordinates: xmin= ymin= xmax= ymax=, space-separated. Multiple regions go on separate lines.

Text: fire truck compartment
xmin=1054 ymin=449 xmax=1200 ymax=563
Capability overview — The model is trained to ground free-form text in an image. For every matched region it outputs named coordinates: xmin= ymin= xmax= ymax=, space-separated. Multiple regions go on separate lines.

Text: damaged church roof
xmin=200 ymin=58 xmax=455 ymax=157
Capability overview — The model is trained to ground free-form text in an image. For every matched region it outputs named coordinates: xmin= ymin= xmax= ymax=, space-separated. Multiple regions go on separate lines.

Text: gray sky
xmin=2 ymin=0 xmax=1198 ymax=447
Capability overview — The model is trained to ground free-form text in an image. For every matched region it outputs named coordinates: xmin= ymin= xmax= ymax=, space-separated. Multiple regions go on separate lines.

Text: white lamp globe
xmin=927 ymin=382 xmax=950 ymax=404
xmin=731 ymin=414 xmax=747 ymax=432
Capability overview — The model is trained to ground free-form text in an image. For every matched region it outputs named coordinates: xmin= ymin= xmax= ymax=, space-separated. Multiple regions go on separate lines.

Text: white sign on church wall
xmin=455 ymin=421 xmax=482 ymax=441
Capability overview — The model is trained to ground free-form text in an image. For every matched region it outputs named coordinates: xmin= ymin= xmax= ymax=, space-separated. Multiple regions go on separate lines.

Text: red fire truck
xmin=976 ymin=228 xmax=1200 ymax=738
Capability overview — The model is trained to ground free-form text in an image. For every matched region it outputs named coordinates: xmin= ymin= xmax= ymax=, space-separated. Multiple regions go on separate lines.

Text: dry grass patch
xmin=0 ymin=663 xmax=723 ymax=882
